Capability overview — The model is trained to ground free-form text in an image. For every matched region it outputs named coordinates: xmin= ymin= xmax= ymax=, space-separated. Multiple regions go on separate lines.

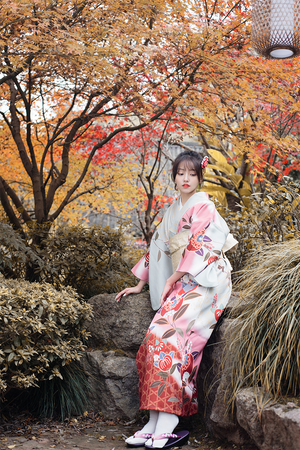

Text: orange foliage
xmin=0 ymin=0 xmax=252 ymax=235
xmin=1 ymin=0 xmax=300 ymax=237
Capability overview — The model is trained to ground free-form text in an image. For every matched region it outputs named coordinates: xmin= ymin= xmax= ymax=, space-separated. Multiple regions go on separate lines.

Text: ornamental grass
xmin=227 ymin=239 xmax=300 ymax=400
xmin=9 ymin=362 xmax=91 ymax=419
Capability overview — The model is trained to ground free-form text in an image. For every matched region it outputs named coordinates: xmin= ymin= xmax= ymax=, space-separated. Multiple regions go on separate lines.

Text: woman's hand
xmin=115 ymin=280 xmax=147 ymax=302
xmin=160 ymin=271 xmax=186 ymax=306
xmin=160 ymin=280 xmax=174 ymax=306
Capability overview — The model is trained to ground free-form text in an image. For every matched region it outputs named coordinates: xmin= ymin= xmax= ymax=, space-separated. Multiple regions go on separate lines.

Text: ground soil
xmin=0 ymin=412 xmax=257 ymax=450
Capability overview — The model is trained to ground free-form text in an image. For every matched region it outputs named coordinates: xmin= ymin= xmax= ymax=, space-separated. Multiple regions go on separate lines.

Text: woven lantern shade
xmin=251 ymin=0 xmax=300 ymax=58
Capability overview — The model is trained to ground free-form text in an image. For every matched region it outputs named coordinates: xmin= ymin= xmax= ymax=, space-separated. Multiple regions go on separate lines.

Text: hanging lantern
xmin=251 ymin=0 xmax=300 ymax=59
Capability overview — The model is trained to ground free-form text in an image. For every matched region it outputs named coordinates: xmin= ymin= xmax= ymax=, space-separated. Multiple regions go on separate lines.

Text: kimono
xmin=132 ymin=192 xmax=235 ymax=417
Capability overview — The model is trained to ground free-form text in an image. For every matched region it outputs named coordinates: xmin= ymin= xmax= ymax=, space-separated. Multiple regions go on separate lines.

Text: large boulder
xmin=235 ymin=388 xmax=300 ymax=450
xmin=82 ymin=291 xmax=300 ymax=450
xmin=85 ymin=292 xmax=154 ymax=357
xmin=83 ymin=291 xmax=243 ymax=422
xmin=82 ymin=292 xmax=153 ymax=419
xmin=80 ymin=350 xmax=139 ymax=420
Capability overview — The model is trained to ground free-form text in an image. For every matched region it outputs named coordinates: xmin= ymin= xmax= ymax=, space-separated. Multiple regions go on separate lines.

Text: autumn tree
xmin=2 ymin=0 xmax=300 ymax=245
xmin=77 ymin=115 xmax=188 ymax=244
xmin=0 ymin=0 xmax=252 ymax=240
xmin=185 ymin=56 xmax=300 ymax=210
xmin=254 ymin=102 xmax=300 ymax=183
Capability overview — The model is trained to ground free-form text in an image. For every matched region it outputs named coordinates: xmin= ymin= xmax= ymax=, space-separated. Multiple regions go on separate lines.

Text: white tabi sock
xmin=125 ymin=410 xmax=159 ymax=446
xmin=148 ymin=412 xmax=179 ymax=448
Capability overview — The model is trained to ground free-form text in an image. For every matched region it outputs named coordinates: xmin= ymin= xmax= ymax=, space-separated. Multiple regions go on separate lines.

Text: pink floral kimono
xmin=132 ymin=192 xmax=235 ymax=417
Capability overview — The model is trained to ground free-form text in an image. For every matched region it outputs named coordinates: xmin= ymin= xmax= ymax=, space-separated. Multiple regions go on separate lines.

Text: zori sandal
xmin=126 ymin=431 xmax=153 ymax=448
xmin=145 ymin=430 xmax=189 ymax=449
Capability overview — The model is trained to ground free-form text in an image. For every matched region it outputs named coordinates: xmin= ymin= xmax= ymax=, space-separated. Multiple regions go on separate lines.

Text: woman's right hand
xmin=115 ymin=280 xmax=147 ymax=302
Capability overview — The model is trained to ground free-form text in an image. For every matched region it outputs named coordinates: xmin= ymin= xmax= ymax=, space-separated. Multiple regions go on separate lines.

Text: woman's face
xmin=175 ymin=162 xmax=200 ymax=197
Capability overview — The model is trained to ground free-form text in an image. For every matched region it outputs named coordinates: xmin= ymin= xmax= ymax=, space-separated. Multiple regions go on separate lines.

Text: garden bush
xmin=0 ymin=275 xmax=92 ymax=395
xmin=0 ymin=222 xmax=144 ymax=417
xmin=219 ymin=181 xmax=300 ymax=274
xmin=0 ymin=222 xmax=43 ymax=279
xmin=0 ymin=223 xmax=144 ymax=297
xmin=37 ymin=224 xmax=144 ymax=297
xmin=226 ymin=239 xmax=300 ymax=401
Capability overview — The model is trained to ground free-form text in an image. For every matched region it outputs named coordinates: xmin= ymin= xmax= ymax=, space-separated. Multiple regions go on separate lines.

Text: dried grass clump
xmin=227 ymin=239 xmax=300 ymax=400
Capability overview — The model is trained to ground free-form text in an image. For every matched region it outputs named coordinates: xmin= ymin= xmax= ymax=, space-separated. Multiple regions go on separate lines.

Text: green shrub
xmin=0 ymin=223 xmax=43 ymax=279
xmin=0 ymin=275 xmax=92 ymax=395
xmin=226 ymin=239 xmax=300 ymax=401
xmin=37 ymin=225 xmax=144 ymax=297
xmin=0 ymin=223 xmax=144 ymax=297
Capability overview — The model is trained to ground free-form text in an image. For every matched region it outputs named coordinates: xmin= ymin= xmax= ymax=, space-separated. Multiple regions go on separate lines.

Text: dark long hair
xmin=172 ymin=150 xmax=204 ymax=183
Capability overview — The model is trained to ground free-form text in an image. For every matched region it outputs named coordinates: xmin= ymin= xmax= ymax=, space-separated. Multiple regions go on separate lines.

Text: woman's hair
xmin=172 ymin=150 xmax=204 ymax=183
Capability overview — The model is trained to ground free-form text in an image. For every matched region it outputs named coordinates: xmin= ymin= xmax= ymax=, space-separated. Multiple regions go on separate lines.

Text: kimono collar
xmin=168 ymin=192 xmax=210 ymax=237
xmin=179 ymin=192 xmax=209 ymax=210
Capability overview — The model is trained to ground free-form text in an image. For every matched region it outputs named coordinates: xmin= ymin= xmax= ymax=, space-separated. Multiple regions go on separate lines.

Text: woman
xmin=116 ymin=151 xmax=236 ymax=449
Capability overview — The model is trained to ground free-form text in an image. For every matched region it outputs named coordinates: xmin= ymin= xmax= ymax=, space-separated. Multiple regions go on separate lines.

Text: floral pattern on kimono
xmin=132 ymin=192 xmax=234 ymax=417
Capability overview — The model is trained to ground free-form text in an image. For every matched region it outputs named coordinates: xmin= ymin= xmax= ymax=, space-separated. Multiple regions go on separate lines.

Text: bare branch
xmin=7 ymin=80 xmax=33 ymax=176
xmin=0 ymin=176 xmax=32 ymax=223
xmin=0 ymin=54 xmax=35 ymax=86
xmin=0 ymin=176 xmax=22 ymax=230
xmin=66 ymin=177 xmax=115 ymax=204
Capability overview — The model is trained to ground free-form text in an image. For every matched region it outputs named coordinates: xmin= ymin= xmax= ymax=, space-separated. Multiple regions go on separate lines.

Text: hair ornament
xmin=201 ymin=156 xmax=209 ymax=169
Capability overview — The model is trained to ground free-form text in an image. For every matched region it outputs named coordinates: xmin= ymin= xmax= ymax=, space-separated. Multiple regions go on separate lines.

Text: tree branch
xmin=66 ymin=177 xmax=115 ymax=204
xmin=7 ymin=80 xmax=33 ymax=176
xmin=0 ymin=176 xmax=32 ymax=223
xmin=0 ymin=54 xmax=35 ymax=86
xmin=0 ymin=177 xmax=22 ymax=231
xmin=48 ymin=59 xmax=204 ymax=222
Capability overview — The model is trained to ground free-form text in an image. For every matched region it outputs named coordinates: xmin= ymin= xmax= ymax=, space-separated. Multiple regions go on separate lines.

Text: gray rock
xmin=82 ymin=292 xmax=152 ymax=419
xmin=235 ymin=389 xmax=265 ymax=447
xmin=197 ymin=318 xmax=251 ymax=445
xmin=85 ymin=293 xmax=154 ymax=357
xmin=236 ymin=388 xmax=300 ymax=450
xmin=80 ymin=350 xmax=139 ymax=420
xmin=82 ymin=291 xmax=253 ymax=427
